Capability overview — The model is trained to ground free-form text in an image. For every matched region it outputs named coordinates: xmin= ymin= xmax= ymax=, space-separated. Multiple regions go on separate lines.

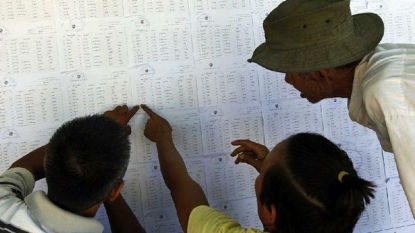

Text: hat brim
xmin=248 ymin=13 xmax=384 ymax=73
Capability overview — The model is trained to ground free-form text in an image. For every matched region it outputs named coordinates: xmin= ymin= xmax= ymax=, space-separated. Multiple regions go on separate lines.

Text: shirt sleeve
xmin=383 ymin=112 xmax=415 ymax=217
xmin=187 ymin=205 xmax=265 ymax=233
xmin=362 ymin=47 xmax=415 ymax=217
xmin=0 ymin=168 xmax=35 ymax=200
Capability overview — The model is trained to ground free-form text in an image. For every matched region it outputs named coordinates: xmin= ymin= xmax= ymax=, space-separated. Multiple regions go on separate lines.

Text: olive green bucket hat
xmin=248 ymin=0 xmax=384 ymax=73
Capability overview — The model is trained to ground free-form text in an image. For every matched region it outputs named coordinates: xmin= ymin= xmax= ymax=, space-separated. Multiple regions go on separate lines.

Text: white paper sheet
xmin=0 ymin=21 xmax=59 ymax=74
xmin=334 ymin=135 xmax=386 ymax=181
xmin=387 ymin=178 xmax=415 ymax=228
xmin=0 ymin=123 xmax=59 ymax=172
xmin=0 ymin=73 xmax=64 ymax=127
xmin=262 ymin=98 xmax=324 ymax=145
xmin=196 ymin=60 xmax=260 ymax=107
xmin=200 ymin=102 xmax=264 ymax=154
xmin=205 ymin=154 xmax=257 ymax=202
xmin=321 ymin=98 xmax=373 ymax=140
xmin=355 ymin=181 xmax=393 ymax=232
xmin=191 ymin=11 xmax=255 ymax=60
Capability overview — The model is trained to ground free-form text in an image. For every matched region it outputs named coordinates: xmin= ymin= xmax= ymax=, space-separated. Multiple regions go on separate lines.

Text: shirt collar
xmin=348 ymin=51 xmax=373 ymax=121
xmin=25 ymin=191 xmax=104 ymax=233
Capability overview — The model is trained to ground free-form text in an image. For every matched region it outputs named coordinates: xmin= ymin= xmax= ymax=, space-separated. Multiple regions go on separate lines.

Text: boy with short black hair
xmin=0 ymin=105 xmax=145 ymax=233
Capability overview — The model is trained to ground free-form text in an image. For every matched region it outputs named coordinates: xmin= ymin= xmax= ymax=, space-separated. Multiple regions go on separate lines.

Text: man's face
xmin=284 ymin=70 xmax=334 ymax=103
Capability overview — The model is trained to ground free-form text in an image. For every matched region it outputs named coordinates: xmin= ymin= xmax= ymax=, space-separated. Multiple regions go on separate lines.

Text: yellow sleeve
xmin=187 ymin=205 xmax=266 ymax=233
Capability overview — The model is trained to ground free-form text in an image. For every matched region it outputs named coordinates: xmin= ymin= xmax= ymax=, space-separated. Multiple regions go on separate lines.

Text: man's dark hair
xmin=260 ymin=133 xmax=374 ymax=233
xmin=45 ymin=115 xmax=130 ymax=212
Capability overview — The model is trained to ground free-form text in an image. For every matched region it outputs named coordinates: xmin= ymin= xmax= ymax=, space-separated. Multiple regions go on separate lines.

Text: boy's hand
xmin=104 ymin=105 xmax=140 ymax=135
xmin=141 ymin=105 xmax=172 ymax=143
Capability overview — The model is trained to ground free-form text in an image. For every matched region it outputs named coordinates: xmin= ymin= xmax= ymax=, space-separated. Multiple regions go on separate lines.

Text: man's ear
xmin=107 ymin=180 xmax=124 ymax=202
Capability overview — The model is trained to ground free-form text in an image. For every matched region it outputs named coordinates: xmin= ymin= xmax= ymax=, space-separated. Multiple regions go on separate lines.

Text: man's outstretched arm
xmin=141 ymin=105 xmax=208 ymax=232
xmin=103 ymin=105 xmax=146 ymax=232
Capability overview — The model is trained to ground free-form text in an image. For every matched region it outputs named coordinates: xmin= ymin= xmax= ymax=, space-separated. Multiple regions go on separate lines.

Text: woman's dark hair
xmin=260 ymin=133 xmax=374 ymax=233
xmin=45 ymin=115 xmax=130 ymax=213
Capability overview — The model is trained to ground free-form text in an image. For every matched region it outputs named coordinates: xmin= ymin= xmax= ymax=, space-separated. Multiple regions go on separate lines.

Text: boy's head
xmin=255 ymin=133 xmax=374 ymax=233
xmin=45 ymin=115 xmax=130 ymax=213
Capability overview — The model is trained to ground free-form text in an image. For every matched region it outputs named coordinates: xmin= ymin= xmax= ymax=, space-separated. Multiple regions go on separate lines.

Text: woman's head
xmin=255 ymin=133 xmax=374 ymax=233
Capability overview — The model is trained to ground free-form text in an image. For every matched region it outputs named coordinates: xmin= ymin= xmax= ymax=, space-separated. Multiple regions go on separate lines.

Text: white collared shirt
xmin=349 ymin=43 xmax=415 ymax=217
xmin=0 ymin=168 xmax=104 ymax=233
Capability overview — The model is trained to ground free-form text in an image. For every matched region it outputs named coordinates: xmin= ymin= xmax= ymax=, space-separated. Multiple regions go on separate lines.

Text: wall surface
xmin=0 ymin=0 xmax=414 ymax=232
